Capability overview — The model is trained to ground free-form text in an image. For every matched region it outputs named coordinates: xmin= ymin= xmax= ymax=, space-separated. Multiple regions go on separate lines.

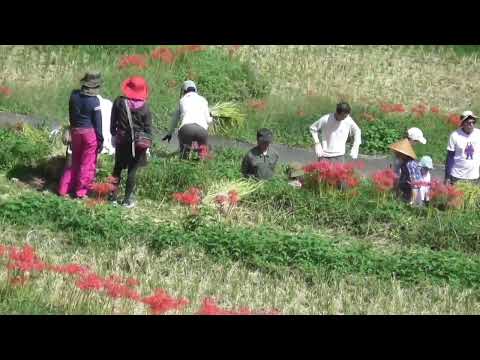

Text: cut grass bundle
xmin=202 ymin=178 xmax=263 ymax=208
xmin=209 ymin=102 xmax=246 ymax=135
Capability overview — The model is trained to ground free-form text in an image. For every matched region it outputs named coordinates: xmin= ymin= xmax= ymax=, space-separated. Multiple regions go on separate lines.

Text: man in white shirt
xmin=445 ymin=110 xmax=480 ymax=185
xmin=309 ymin=102 xmax=361 ymax=162
xmin=162 ymin=80 xmax=212 ymax=159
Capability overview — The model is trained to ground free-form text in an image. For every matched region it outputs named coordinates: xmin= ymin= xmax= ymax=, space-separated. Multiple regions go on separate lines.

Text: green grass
xmin=0 ymin=45 xmax=472 ymax=162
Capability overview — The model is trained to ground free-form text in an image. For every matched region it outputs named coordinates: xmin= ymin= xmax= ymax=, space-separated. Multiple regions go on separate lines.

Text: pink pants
xmin=58 ymin=128 xmax=98 ymax=198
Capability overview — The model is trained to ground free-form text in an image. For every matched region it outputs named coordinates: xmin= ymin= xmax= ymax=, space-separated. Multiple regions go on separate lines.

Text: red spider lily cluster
xmin=428 ymin=179 xmax=464 ymax=209
xmin=173 ymin=187 xmax=202 ymax=208
xmin=371 ymin=169 xmax=398 ymax=192
xmin=0 ymin=243 xmax=280 ymax=315
xmin=381 ymin=103 xmax=406 ymax=113
xmin=247 ymin=99 xmax=268 ymax=111
xmin=86 ymin=181 xmax=117 ymax=208
xmin=303 ymin=161 xmax=363 ymax=190
xmin=430 ymin=106 xmax=440 ymax=113
xmin=142 ymin=289 xmax=189 ymax=315
xmin=151 ymin=47 xmax=175 ymax=65
xmin=118 ymin=54 xmax=148 ymax=70
xmin=197 ymin=298 xmax=280 ymax=315
xmin=214 ymin=190 xmax=240 ymax=213
xmin=448 ymin=114 xmax=462 ymax=127
xmin=0 ymin=86 xmax=13 ymax=97
xmin=176 ymin=45 xmax=205 ymax=57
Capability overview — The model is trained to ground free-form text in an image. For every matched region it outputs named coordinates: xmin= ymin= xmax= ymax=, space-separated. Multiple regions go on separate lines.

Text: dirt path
xmin=1 ymin=111 xmax=446 ymax=180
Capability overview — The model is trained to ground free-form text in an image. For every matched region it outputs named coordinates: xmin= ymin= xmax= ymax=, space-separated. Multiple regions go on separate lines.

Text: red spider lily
xmin=90 ymin=182 xmax=117 ymax=197
xmin=362 ymin=112 xmax=375 ymax=122
xmin=197 ymin=298 xmax=279 ymax=315
xmin=429 ymin=179 xmax=464 ymax=209
xmin=303 ymin=161 xmax=361 ymax=190
xmin=126 ymin=277 xmax=140 ymax=287
xmin=228 ymin=190 xmax=240 ymax=206
xmin=142 ymin=289 xmax=189 ymax=315
xmin=248 ymin=99 xmax=267 ymax=111
xmin=198 ymin=144 xmax=210 ymax=160
xmin=103 ymin=278 xmax=141 ymax=301
xmin=8 ymin=245 xmax=47 ymax=273
xmin=430 ymin=106 xmax=440 ymax=113
xmin=448 ymin=114 xmax=462 ymax=127
xmin=173 ymin=187 xmax=202 ymax=208
xmin=75 ymin=273 xmax=104 ymax=291
xmin=371 ymin=169 xmax=398 ymax=192
xmin=49 ymin=263 xmax=90 ymax=275
xmin=381 ymin=103 xmax=405 ymax=113
xmin=118 ymin=54 xmax=148 ymax=70
xmin=151 ymin=47 xmax=175 ymax=64
xmin=0 ymin=86 xmax=13 ymax=97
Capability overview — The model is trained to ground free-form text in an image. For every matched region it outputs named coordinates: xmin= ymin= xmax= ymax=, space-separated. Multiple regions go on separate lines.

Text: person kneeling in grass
xmin=445 ymin=110 xmax=480 ymax=186
xmin=241 ymin=128 xmax=279 ymax=180
xmin=309 ymin=102 xmax=361 ymax=163
xmin=390 ymin=139 xmax=421 ymax=205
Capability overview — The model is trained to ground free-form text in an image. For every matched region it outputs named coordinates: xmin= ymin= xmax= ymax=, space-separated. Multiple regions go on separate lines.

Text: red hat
xmin=121 ymin=76 xmax=149 ymax=101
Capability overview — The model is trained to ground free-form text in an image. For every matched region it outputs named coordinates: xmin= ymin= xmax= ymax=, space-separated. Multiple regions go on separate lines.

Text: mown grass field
xmin=2 ymin=45 xmax=480 ymax=314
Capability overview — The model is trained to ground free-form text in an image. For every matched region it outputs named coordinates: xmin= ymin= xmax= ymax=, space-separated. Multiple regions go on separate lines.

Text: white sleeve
xmin=169 ymin=104 xmax=181 ymax=134
xmin=447 ymin=133 xmax=456 ymax=152
xmin=350 ymin=120 xmax=362 ymax=152
xmin=310 ymin=116 xmax=326 ymax=144
xmin=205 ymin=99 xmax=213 ymax=125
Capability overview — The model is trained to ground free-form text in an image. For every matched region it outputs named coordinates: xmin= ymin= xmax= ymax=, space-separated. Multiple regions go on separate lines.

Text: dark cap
xmin=257 ymin=128 xmax=273 ymax=143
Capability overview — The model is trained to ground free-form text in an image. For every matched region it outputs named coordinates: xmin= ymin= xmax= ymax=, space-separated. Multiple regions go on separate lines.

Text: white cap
xmin=419 ymin=155 xmax=433 ymax=170
xmin=182 ymin=80 xmax=197 ymax=92
xmin=461 ymin=110 xmax=478 ymax=123
xmin=407 ymin=127 xmax=427 ymax=144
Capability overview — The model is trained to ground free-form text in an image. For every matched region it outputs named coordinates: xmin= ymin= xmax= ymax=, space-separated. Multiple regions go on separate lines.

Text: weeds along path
xmin=0 ymin=110 xmax=446 ymax=179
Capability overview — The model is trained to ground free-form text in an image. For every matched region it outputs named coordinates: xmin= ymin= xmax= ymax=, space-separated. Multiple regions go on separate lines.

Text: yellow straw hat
xmin=389 ymin=139 xmax=417 ymax=160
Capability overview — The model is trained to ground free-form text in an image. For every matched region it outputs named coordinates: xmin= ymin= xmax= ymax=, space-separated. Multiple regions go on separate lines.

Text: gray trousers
xmin=178 ymin=124 xmax=208 ymax=159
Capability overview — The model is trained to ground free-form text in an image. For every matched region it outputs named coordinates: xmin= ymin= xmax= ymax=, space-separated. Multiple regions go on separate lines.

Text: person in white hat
xmin=445 ymin=110 xmax=480 ymax=185
xmin=309 ymin=102 xmax=362 ymax=162
xmin=162 ymin=80 xmax=213 ymax=159
xmin=414 ymin=155 xmax=434 ymax=206
xmin=392 ymin=127 xmax=427 ymax=176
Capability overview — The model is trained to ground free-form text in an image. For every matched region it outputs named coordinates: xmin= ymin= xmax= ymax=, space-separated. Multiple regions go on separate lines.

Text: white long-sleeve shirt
xmin=96 ymin=95 xmax=115 ymax=155
xmin=169 ymin=92 xmax=212 ymax=134
xmin=309 ymin=113 xmax=362 ymax=158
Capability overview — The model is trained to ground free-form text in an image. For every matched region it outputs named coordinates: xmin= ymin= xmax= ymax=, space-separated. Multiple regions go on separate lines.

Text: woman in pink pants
xmin=58 ymin=72 xmax=104 ymax=198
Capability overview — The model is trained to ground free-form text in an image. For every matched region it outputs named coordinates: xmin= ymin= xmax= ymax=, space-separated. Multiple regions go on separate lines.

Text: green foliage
xmin=2 ymin=192 xmax=480 ymax=289
xmin=361 ymin=121 xmax=402 ymax=154
xmin=0 ymin=125 xmax=52 ymax=171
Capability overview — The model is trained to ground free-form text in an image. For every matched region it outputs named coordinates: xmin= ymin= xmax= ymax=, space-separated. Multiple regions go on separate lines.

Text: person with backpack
xmin=108 ymin=76 xmax=153 ymax=208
